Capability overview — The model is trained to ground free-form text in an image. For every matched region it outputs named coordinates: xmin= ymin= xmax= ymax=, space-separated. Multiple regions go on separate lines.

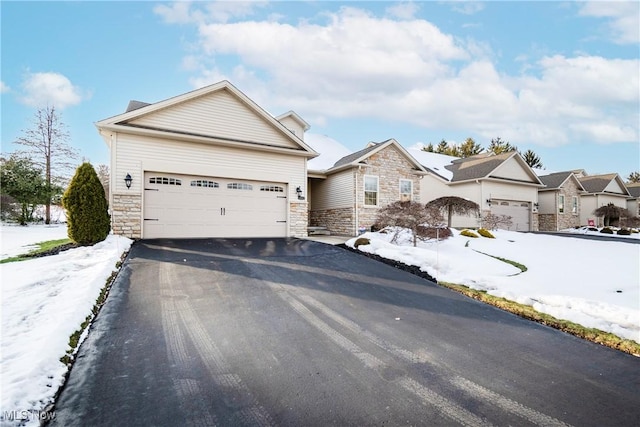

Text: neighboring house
xmin=409 ymin=149 xmax=545 ymax=231
xmin=575 ymin=171 xmax=631 ymax=227
xmin=537 ymin=171 xmax=586 ymax=231
xmin=307 ymin=139 xmax=427 ymax=235
xmin=96 ymin=80 xmax=318 ymax=239
xmin=626 ymin=183 xmax=640 ymax=218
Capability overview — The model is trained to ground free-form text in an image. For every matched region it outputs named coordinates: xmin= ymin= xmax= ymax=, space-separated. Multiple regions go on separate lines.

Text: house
xmin=574 ymin=171 xmax=631 ymax=227
xmin=409 ymin=149 xmax=545 ymax=231
xmin=626 ymin=183 xmax=640 ymax=219
xmin=537 ymin=171 xmax=586 ymax=231
xmin=96 ymin=80 xmax=318 ymax=239
xmin=307 ymin=139 xmax=427 ymax=236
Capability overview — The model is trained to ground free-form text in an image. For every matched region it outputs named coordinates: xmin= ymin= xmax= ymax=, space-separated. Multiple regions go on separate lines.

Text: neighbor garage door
xmin=143 ymin=172 xmax=288 ymax=239
xmin=491 ymin=200 xmax=530 ymax=231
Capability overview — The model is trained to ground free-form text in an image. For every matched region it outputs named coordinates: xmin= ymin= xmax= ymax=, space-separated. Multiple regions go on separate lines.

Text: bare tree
xmin=14 ymin=105 xmax=79 ymax=224
xmin=96 ymin=164 xmax=110 ymax=202
xmin=375 ymin=201 xmax=446 ymax=246
xmin=425 ymin=196 xmax=479 ymax=228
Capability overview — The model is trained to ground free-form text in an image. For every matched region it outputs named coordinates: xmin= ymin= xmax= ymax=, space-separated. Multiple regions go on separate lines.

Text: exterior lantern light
xmin=124 ymin=173 xmax=133 ymax=189
xmin=486 ymin=199 xmax=492 ymax=207
xmin=296 ymin=186 xmax=305 ymax=200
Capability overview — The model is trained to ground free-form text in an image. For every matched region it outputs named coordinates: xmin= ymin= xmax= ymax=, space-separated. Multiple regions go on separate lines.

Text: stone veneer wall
xmin=355 ymin=146 xmax=421 ymax=232
xmin=112 ymin=194 xmax=141 ymax=239
xmin=531 ymin=212 xmax=539 ymax=232
xmin=289 ymin=202 xmax=308 ymax=238
xmin=538 ymin=214 xmax=556 ymax=231
xmin=309 ymin=207 xmax=355 ymax=236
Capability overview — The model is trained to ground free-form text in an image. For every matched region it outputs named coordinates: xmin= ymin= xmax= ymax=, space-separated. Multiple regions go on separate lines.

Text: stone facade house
xmin=537 ymin=171 xmax=586 ymax=231
xmin=575 ymin=172 xmax=631 ymax=227
xmin=96 ymin=80 xmax=317 ymax=239
xmin=307 ymin=139 xmax=426 ymax=236
xmin=408 ymin=149 xmax=544 ymax=231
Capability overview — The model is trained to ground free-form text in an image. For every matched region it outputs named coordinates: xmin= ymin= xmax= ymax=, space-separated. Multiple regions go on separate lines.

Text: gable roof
xmin=578 ymin=173 xmax=630 ymax=196
xmin=538 ymin=171 xmax=586 ymax=192
xmin=276 ymin=111 xmax=310 ymax=131
xmin=445 ymin=151 xmax=544 ymax=186
xmin=96 ymin=80 xmax=318 ymax=158
xmin=626 ymin=183 xmax=640 ymax=198
xmin=327 ymin=139 xmax=427 ymax=174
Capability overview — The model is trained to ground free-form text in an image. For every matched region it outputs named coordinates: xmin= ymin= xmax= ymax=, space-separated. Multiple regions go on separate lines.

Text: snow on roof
xmin=306 ymin=133 xmax=353 ymax=171
xmin=406 ymin=146 xmax=457 ymax=181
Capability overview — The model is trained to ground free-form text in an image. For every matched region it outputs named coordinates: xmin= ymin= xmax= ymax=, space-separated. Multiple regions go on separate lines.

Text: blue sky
xmin=1 ymin=1 xmax=639 ymax=178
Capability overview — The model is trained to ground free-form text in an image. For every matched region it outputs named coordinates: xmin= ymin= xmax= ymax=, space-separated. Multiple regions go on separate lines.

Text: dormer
xmin=276 ymin=111 xmax=310 ymax=141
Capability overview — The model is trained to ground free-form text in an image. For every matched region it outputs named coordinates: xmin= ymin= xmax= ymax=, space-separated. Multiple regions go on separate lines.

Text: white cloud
xmin=385 ymin=2 xmax=420 ymax=20
xmin=154 ymin=0 xmax=268 ymax=24
xmin=0 ymin=81 xmax=10 ymax=93
xmin=449 ymin=1 xmax=485 ymax=16
xmin=579 ymin=1 xmax=640 ymax=44
xmin=20 ymin=72 xmax=86 ymax=109
xmin=163 ymin=4 xmax=638 ymax=148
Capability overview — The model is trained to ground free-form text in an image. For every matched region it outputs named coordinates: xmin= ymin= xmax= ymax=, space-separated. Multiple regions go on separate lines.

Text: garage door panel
xmin=491 ymin=200 xmax=530 ymax=231
xmin=143 ymin=172 xmax=287 ymax=238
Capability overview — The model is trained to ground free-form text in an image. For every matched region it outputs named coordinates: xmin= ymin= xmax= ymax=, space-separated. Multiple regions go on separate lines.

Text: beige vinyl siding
xmin=128 ymin=89 xmax=300 ymax=149
xmin=311 ymin=170 xmax=354 ymax=210
xmin=278 ymin=116 xmax=305 ymax=139
xmin=603 ymin=179 xmax=626 ymax=194
xmin=482 ymin=180 xmax=539 ymax=203
xmin=491 ymin=157 xmax=537 ymax=182
xmin=113 ymin=133 xmax=306 ymax=199
xmin=538 ymin=191 xmax=556 ymax=214
xmin=580 ymin=193 xmax=629 ymax=226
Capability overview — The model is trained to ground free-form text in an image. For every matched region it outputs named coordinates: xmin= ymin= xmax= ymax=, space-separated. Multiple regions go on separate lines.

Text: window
xmin=558 ymin=195 xmax=565 ymax=213
xmin=149 ymin=176 xmax=181 ymax=186
xmin=399 ymin=179 xmax=412 ymax=201
xmin=572 ymin=196 xmax=578 ymax=214
xmin=190 ymin=180 xmax=219 ymax=188
xmin=227 ymin=182 xmax=253 ymax=190
xmin=364 ymin=175 xmax=378 ymax=206
xmin=260 ymin=185 xmax=284 ymax=192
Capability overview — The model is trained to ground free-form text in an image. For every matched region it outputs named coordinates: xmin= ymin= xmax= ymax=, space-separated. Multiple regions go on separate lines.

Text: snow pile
xmin=0 ymin=224 xmax=69 ymax=260
xmin=0 ymin=226 xmax=132 ymax=425
xmin=349 ymin=229 xmax=640 ymax=343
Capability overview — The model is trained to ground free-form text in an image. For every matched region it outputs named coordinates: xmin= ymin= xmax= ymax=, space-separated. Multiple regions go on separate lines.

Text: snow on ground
xmin=349 ymin=229 xmax=640 ymax=343
xmin=0 ymin=224 xmax=132 ymax=425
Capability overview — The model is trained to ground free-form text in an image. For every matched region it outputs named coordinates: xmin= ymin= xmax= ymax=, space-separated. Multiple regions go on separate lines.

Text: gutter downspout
xmin=355 ymin=167 xmax=360 ymax=237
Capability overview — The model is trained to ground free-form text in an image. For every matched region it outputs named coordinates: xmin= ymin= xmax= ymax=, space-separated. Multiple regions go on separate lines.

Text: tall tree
xmin=0 ymin=154 xmax=50 ymax=225
xmin=14 ymin=105 xmax=78 ymax=224
xmin=425 ymin=196 xmax=480 ymax=228
xmin=627 ymin=171 xmax=640 ymax=183
xmin=487 ymin=137 xmax=517 ymax=155
xmin=521 ymin=149 xmax=544 ymax=169
xmin=459 ymin=138 xmax=483 ymax=157
xmin=421 ymin=143 xmax=435 ymax=153
xmin=435 ymin=139 xmax=449 ymax=154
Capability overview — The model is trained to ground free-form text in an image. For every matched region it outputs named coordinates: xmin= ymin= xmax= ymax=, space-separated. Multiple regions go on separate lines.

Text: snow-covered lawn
xmin=0 ymin=224 xmax=132 ymax=426
xmin=0 ymin=224 xmax=638 ymax=425
xmin=348 ymin=229 xmax=640 ymax=344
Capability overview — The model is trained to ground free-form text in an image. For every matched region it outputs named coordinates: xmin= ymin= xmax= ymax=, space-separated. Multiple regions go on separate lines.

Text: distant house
xmin=410 ymin=150 xmax=544 ymax=231
xmin=307 ymin=139 xmax=426 ymax=236
xmin=575 ymin=171 xmax=631 ymax=227
xmin=537 ymin=171 xmax=586 ymax=231
xmin=625 ymin=183 xmax=640 ymax=219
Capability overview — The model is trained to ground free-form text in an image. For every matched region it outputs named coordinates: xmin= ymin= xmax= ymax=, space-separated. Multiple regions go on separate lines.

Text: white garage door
xmin=491 ymin=200 xmax=530 ymax=231
xmin=143 ymin=172 xmax=288 ymax=239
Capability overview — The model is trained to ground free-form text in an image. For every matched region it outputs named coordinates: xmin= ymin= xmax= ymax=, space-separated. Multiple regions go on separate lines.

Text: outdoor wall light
xmin=486 ymin=199 xmax=492 ymax=206
xmin=534 ymin=202 xmax=540 ymax=209
xmin=124 ymin=173 xmax=133 ymax=189
xmin=296 ymin=186 xmax=305 ymax=200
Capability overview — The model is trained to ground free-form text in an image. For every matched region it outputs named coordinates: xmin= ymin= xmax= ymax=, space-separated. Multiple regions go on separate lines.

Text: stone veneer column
xmin=111 ymin=194 xmax=142 ymax=239
xmin=289 ymin=202 xmax=308 ymax=238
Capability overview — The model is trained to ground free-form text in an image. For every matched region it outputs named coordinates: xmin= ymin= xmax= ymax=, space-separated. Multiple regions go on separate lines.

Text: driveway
xmin=50 ymin=238 xmax=639 ymax=426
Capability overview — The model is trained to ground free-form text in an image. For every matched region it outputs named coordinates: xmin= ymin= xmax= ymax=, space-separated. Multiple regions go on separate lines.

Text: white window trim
xmin=571 ymin=196 xmax=578 ymax=214
xmin=399 ymin=179 xmax=412 ymax=201
xmin=364 ymin=175 xmax=379 ymax=207
xmin=558 ymin=194 xmax=565 ymax=214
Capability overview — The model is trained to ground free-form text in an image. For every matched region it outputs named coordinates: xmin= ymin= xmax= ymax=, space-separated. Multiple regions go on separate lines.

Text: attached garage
xmin=96 ymin=80 xmax=318 ymax=239
xmin=143 ymin=173 xmax=288 ymax=238
xmin=491 ymin=200 xmax=531 ymax=231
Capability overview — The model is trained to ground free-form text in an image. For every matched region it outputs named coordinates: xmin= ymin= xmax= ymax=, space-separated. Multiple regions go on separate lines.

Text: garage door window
xmin=149 ymin=176 xmax=182 ymax=186
xmin=260 ymin=185 xmax=284 ymax=192
xmin=191 ymin=180 xmax=219 ymax=188
xmin=228 ymin=182 xmax=253 ymax=190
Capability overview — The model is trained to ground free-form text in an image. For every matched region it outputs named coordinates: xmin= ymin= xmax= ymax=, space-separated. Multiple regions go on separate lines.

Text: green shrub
xmin=354 ymin=237 xmax=371 ymax=248
xmin=600 ymin=227 xmax=614 ymax=234
xmin=617 ymin=229 xmax=631 ymax=235
xmin=62 ymin=162 xmax=110 ymax=245
xmin=477 ymin=228 xmax=495 ymax=238
xmin=460 ymin=229 xmax=479 ymax=238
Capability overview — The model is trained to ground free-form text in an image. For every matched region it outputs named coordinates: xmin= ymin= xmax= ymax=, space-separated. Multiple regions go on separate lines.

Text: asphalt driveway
xmin=50 ymin=238 xmax=639 ymax=426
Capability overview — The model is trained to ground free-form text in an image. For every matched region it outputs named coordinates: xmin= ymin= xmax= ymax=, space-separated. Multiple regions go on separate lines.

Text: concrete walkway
xmin=301 ymin=234 xmax=351 ymax=245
